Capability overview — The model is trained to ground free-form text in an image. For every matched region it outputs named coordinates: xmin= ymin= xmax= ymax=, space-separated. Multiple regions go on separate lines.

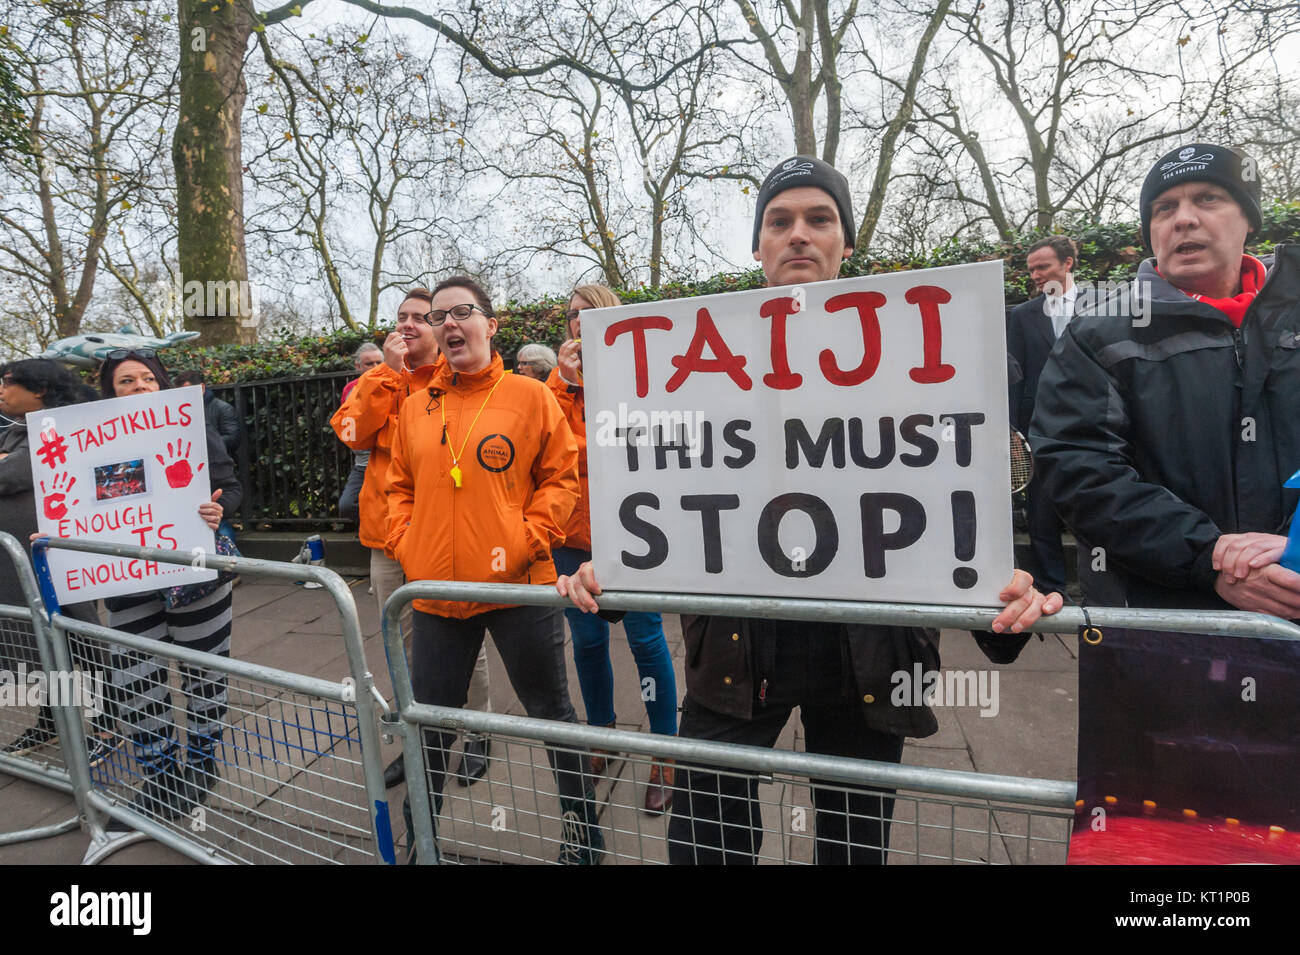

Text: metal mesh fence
xmin=0 ymin=605 xmax=68 ymax=780
xmin=62 ymin=620 xmax=376 ymax=864
xmin=394 ymin=725 xmax=1073 ymax=865
xmin=212 ymin=371 xmax=355 ymax=531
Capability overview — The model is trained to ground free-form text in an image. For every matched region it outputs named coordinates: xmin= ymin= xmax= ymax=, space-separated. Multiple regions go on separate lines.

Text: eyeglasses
xmin=565 ymin=309 xmax=582 ymax=323
xmin=423 ymin=303 xmax=487 ymax=327
xmin=105 ymin=348 xmax=157 ymax=360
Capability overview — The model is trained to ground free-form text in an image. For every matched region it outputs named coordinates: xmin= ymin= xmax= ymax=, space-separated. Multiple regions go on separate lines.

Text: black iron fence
xmin=210 ymin=370 xmax=356 ymax=531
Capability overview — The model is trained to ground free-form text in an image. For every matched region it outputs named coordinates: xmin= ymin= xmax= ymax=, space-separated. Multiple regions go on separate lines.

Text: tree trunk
xmin=789 ymin=1 xmax=817 ymax=154
xmin=173 ymin=0 xmax=255 ymax=345
xmin=649 ymin=192 xmax=664 ymax=289
xmin=857 ymin=0 xmax=951 ymax=249
xmin=814 ymin=0 xmax=842 ymax=165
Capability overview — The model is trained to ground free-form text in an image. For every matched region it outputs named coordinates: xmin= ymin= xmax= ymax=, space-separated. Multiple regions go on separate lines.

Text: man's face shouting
xmin=1149 ymin=182 xmax=1252 ymax=299
xmin=396 ymin=295 xmax=438 ymax=367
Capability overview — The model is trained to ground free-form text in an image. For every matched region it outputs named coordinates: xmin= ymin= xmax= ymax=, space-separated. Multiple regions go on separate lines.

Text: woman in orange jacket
xmin=330 ymin=291 xmax=492 ymax=790
xmin=550 ymin=285 xmax=679 ymax=814
xmin=386 ymin=275 xmax=603 ymax=864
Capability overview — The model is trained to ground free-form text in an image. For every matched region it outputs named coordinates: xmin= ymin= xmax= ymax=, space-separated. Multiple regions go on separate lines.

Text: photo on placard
xmin=94 ymin=458 xmax=148 ymax=501
xmin=1071 ymin=629 xmax=1300 ymax=864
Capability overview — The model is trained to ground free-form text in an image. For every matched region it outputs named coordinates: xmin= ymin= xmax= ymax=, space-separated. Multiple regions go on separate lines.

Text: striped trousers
xmin=105 ymin=584 xmax=233 ymax=772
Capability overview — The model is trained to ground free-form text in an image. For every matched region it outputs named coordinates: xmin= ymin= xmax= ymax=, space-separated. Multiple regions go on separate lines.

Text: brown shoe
xmin=644 ymin=759 xmax=674 ymax=815
xmin=589 ymin=721 xmax=616 ymax=775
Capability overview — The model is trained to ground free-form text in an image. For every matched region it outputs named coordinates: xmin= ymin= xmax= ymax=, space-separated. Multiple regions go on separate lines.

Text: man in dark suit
xmin=1007 ymin=234 xmax=1077 ymax=596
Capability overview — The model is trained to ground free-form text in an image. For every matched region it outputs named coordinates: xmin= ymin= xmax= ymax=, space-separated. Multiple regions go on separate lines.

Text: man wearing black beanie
xmin=751 ymin=156 xmax=856 ymax=259
xmin=1032 ymin=143 xmax=1300 ymax=617
xmin=1137 ymin=143 xmax=1262 ymax=254
xmin=559 ymin=155 xmax=1061 ymax=865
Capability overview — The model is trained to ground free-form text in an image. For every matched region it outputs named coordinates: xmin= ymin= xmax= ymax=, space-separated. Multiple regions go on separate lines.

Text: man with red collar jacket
xmin=1030 ymin=143 xmax=1300 ymax=618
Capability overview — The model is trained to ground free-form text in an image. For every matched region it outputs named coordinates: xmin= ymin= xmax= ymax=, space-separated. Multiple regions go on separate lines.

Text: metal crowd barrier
xmin=0 ymin=534 xmax=84 ymax=848
xmin=379 ymin=587 xmax=1138 ymax=862
xmin=10 ymin=526 xmax=1300 ymax=865
xmin=0 ymin=532 xmax=396 ymax=864
xmin=383 ymin=582 xmax=1300 ymax=865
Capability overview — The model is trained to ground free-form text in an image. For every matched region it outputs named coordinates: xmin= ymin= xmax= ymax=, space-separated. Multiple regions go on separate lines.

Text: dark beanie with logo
xmin=752 ymin=156 xmax=856 ymax=253
xmin=1139 ymin=143 xmax=1262 ymax=250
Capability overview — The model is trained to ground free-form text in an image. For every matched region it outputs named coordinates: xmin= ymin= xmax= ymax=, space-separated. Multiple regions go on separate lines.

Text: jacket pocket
xmin=499 ymin=507 xmax=532 ymax=579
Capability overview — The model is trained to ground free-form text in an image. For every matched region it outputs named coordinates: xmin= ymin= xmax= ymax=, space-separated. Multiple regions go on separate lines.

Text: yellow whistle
xmin=450 ymin=465 xmax=463 ymax=488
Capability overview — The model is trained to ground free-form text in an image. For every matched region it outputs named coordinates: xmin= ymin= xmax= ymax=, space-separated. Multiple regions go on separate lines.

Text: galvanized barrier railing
xmin=394 ymin=581 xmax=1300 ymax=642
xmin=0 ymin=533 xmax=86 ymax=848
xmin=382 ymin=581 xmax=1300 ymax=864
xmin=389 ymin=581 xmax=1255 ymax=864
xmin=0 ymin=533 xmax=396 ymax=864
xmin=12 ymin=528 xmax=1296 ymax=864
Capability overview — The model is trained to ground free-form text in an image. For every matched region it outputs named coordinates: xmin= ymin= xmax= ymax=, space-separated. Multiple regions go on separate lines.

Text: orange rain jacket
xmin=546 ymin=367 xmax=590 ymax=551
xmin=386 ymin=354 xmax=579 ymax=618
xmin=330 ymin=360 xmax=439 ymax=549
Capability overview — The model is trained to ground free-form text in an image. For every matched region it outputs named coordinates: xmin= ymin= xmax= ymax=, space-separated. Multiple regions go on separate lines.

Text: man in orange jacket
xmin=331 ymin=287 xmax=492 ymax=788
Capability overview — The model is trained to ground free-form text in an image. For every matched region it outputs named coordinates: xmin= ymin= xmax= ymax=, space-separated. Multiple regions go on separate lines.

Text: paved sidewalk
xmin=1 ymin=576 xmax=1078 ymax=864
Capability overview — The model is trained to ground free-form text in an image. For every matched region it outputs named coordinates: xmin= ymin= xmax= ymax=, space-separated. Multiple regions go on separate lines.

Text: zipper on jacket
xmin=758 ymin=678 xmax=768 ymax=707
xmin=1232 ymin=327 xmax=1244 ymax=370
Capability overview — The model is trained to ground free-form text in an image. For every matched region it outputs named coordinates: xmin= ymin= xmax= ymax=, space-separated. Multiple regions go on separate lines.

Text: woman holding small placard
xmin=95 ymin=349 xmax=242 ymax=828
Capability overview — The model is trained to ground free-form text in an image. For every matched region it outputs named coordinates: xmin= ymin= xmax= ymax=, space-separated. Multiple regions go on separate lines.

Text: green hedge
xmin=177 ymin=202 xmax=1300 ymax=384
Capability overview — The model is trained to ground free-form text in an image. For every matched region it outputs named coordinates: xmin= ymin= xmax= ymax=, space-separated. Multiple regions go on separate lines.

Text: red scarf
xmin=1163 ymin=255 xmax=1267 ymax=327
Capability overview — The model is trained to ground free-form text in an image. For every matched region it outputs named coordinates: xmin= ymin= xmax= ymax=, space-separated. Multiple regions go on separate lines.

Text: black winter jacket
xmin=204 ymin=426 xmax=242 ymax=521
xmin=0 ymin=422 xmax=40 ymax=607
xmin=677 ymin=616 xmax=1031 ymax=738
xmin=1029 ymin=245 xmax=1300 ymax=610
xmin=203 ymin=389 xmax=242 ymax=457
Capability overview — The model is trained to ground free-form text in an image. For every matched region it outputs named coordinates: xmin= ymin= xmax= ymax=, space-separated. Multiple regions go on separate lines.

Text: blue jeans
xmin=553 ymin=547 xmax=678 ymax=736
xmin=339 ymin=463 xmax=367 ymax=523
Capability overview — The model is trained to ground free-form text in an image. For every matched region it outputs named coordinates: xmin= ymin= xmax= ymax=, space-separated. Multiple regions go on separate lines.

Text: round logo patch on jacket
xmin=476 ymin=433 xmax=516 ymax=472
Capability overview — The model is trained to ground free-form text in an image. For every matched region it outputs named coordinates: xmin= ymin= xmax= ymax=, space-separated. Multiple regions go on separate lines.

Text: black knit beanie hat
xmin=1139 ymin=143 xmax=1262 ymax=250
xmin=752 ymin=156 xmax=856 ymax=253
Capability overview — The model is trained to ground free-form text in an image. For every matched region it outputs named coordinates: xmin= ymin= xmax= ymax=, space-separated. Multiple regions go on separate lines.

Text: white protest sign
xmin=582 ymin=261 xmax=1013 ymax=607
xmin=27 ymin=386 xmax=217 ymax=603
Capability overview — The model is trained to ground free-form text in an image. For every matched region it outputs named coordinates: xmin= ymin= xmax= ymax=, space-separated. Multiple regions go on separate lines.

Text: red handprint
xmin=156 ymin=440 xmax=205 ymax=489
xmin=39 ymin=473 xmax=79 ymax=520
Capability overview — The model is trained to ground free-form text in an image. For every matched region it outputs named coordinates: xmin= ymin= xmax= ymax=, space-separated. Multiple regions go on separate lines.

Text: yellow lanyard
xmin=440 ymin=376 xmax=504 ymax=488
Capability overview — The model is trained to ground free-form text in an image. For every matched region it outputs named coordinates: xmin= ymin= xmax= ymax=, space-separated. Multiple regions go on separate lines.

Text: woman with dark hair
xmin=386 ymin=275 xmax=604 ymax=863
xmin=550 ymin=285 xmax=680 ymax=813
xmin=0 ymin=359 xmax=117 ymax=764
xmin=94 ymin=348 xmax=242 ymax=826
